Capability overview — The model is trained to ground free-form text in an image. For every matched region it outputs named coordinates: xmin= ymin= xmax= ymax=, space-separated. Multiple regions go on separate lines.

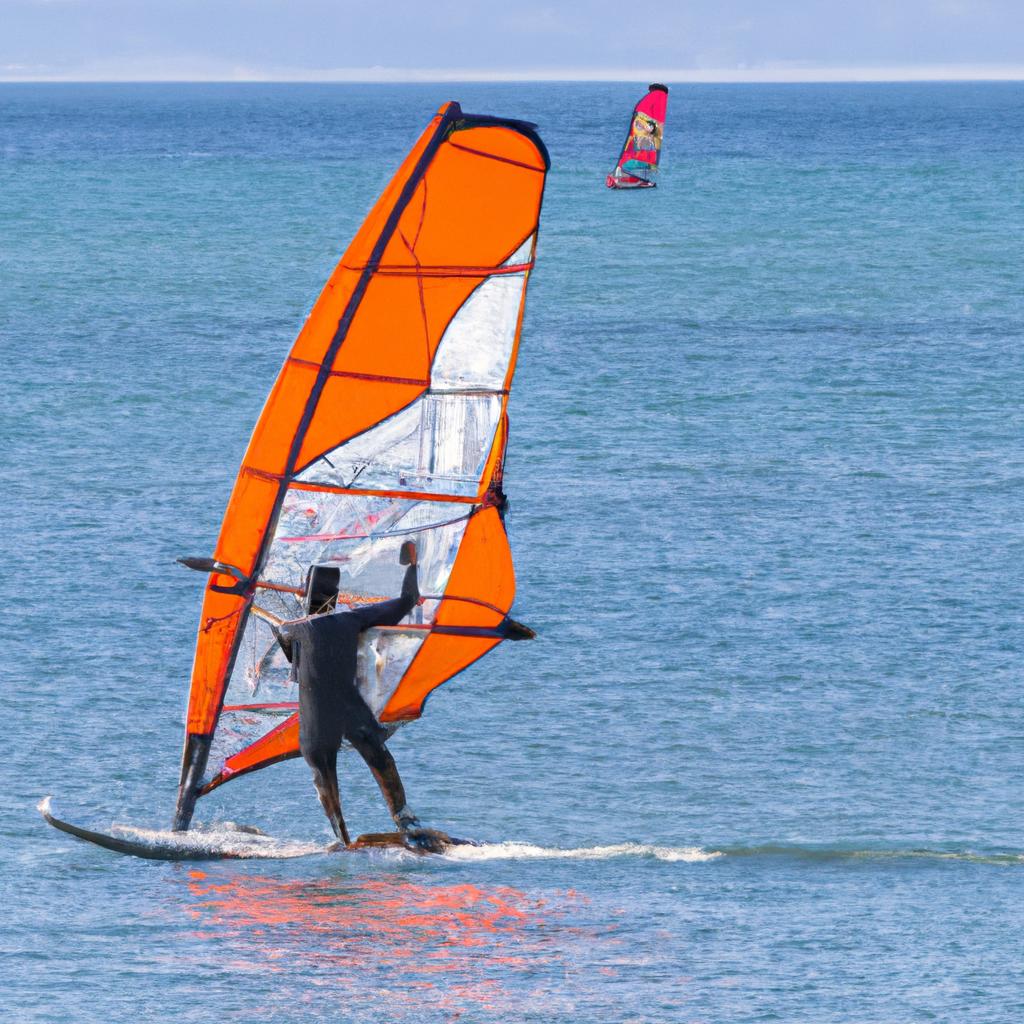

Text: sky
xmin=2 ymin=0 xmax=1023 ymax=82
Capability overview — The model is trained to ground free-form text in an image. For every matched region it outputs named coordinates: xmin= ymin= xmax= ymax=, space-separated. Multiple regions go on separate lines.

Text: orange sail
xmin=173 ymin=103 xmax=548 ymax=829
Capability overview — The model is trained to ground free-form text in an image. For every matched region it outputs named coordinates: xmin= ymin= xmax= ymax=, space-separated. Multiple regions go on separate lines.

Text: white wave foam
xmin=39 ymin=798 xmax=327 ymax=860
xmin=112 ymin=822 xmax=327 ymax=859
xmin=443 ymin=841 xmax=721 ymax=863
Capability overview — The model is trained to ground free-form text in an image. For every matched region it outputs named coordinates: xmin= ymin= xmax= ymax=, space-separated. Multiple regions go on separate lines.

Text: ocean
xmin=1 ymin=82 xmax=1022 ymax=1022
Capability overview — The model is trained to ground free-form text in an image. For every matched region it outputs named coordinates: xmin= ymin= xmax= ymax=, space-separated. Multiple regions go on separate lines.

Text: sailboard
xmin=606 ymin=84 xmax=669 ymax=189
xmin=164 ymin=101 xmax=550 ymax=835
xmin=38 ymin=798 xmax=473 ymax=860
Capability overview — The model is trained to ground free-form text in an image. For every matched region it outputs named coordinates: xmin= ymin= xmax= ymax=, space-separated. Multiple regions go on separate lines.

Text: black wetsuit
xmin=277 ymin=564 xmax=419 ymax=843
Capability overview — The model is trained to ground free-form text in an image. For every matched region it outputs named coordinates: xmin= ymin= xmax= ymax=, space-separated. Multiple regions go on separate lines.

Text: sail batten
xmin=286 ymin=482 xmax=482 ymax=504
xmin=174 ymin=104 xmax=548 ymax=829
xmin=342 ymin=262 xmax=533 ymax=276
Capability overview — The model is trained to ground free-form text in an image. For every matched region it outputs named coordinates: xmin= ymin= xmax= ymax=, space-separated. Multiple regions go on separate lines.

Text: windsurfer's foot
xmin=395 ymin=807 xmax=421 ymax=832
xmin=395 ymin=808 xmax=451 ymax=851
xmin=401 ymin=827 xmax=454 ymax=854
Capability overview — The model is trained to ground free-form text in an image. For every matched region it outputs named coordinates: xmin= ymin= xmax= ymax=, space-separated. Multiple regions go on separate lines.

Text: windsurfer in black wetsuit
xmin=275 ymin=541 xmax=452 ymax=853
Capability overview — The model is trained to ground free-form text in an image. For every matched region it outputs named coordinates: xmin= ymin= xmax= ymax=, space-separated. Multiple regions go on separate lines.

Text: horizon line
xmin=3 ymin=63 xmax=1024 ymax=85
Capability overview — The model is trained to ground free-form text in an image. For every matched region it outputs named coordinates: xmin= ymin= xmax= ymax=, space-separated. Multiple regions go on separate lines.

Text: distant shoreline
xmin=3 ymin=67 xmax=1024 ymax=85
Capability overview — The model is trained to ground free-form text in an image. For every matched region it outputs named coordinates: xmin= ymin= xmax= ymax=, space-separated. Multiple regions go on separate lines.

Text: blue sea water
xmin=1 ymin=82 xmax=1022 ymax=1022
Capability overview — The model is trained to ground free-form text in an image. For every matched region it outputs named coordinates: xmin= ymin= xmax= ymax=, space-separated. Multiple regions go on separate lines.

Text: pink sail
xmin=606 ymin=84 xmax=669 ymax=189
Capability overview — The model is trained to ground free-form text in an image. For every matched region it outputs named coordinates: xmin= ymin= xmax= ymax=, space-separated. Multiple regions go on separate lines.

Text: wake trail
xmin=445 ymin=841 xmax=721 ymax=863
xmin=445 ymin=841 xmax=1023 ymax=866
xmin=712 ymin=843 xmax=1024 ymax=866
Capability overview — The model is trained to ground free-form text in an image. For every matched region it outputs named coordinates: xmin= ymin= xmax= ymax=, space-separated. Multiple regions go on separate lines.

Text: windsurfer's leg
xmin=347 ymin=728 xmax=453 ymax=854
xmin=348 ymin=730 xmax=417 ymax=830
xmin=308 ymin=752 xmax=350 ymax=846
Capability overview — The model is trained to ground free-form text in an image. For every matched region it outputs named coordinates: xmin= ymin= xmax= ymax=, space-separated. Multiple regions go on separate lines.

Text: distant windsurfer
xmin=275 ymin=541 xmax=451 ymax=853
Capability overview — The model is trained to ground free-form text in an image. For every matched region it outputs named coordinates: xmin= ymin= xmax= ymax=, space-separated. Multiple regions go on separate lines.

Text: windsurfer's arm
xmin=350 ymin=543 xmax=420 ymax=630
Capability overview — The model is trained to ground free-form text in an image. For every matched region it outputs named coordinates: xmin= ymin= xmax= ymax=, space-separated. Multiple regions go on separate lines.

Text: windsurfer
xmin=275 ymin=541 xmax=451 ymax=853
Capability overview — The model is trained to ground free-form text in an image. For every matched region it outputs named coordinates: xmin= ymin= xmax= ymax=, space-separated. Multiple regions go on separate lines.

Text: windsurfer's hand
xmin=270 ymin=624 xmax=295 ymax=662
xmin=399 ymin=540 xmax=417 ymax=566
xmin=501 ymin=617 xmax=536 ymax=641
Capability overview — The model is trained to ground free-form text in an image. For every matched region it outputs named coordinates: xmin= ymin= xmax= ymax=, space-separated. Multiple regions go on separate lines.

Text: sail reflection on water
xmin=178 ymin=870 xmax=585 ymax=1017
